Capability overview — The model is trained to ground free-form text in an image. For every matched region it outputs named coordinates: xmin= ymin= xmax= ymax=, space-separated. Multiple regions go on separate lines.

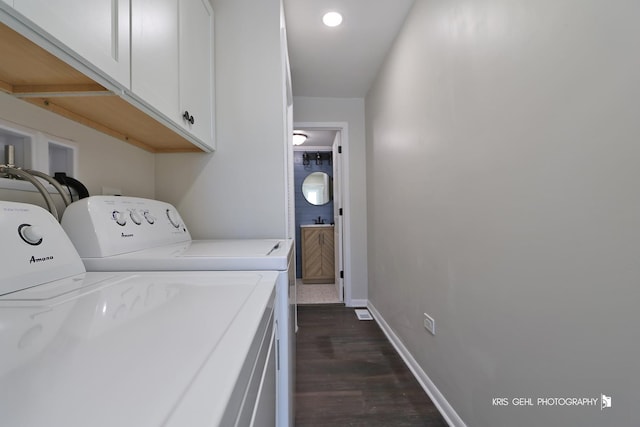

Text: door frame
xmin=289 ymin=121 xmax=351 ymax=305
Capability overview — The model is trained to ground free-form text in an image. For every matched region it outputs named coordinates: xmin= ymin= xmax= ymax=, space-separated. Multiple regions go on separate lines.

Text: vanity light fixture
xmin=293 ymin=131 xmax=308 ymax=145
xmin=322 ymin=11 xmax=343 ymax=27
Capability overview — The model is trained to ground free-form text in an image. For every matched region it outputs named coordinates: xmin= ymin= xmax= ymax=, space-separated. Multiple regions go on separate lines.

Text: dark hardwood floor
xmin=295 ymin=305 xmax=448 ymax=426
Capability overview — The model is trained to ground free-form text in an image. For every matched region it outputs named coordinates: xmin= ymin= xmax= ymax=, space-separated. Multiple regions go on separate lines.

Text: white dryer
xmin=0 ymin=201 xmax=278 ymax=427
xmin=61 ymin=196 xmax=296 ymax=427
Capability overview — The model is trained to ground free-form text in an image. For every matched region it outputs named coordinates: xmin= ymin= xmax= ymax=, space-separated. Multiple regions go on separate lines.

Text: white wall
xmin=293 ymin=96 xmax=368 ymax=303
xmin=155 ymin=0 xmax=289 ymax=239
xmin=0 ymin=91 xmax=155 ymax=200
xmin=366 ymin=1 xmax=640 ymax=426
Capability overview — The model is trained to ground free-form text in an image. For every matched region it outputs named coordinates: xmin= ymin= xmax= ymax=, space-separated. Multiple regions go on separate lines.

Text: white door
xmin=332 ymin=132 xmax=344 ymax=302
xmin=14 ymin=0 xmax=131 ymax=87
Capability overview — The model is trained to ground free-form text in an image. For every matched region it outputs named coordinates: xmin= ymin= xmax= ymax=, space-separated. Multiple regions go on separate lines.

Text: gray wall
xmin=366 ymin=1 xmax=640 ymax=426
xmin=155 ymin=0 xmax=289 ymax=239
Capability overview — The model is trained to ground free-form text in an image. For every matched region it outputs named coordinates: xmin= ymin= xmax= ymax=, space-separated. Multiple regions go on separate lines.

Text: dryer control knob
xmin=19 ymin=224 xmax=43 ymax=245
xmin=166 ymin=209 xmax=180 ymax=228
xmin=143 ymin=211 xmax=155 ymax=224
xmin=112 ymin=210 xmax=127 ymax=226
xmin=129 ymin=209 xmax=142 ymax=225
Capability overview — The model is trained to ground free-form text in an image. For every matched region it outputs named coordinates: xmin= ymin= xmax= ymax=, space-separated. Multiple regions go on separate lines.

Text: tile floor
xmin=296 ymin=279 xmax=340 ymax=304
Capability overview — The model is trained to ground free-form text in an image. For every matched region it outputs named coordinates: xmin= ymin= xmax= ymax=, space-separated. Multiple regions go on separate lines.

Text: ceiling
xmin=293 ymin=129 xmax=337 ymax=148
xmin=283 ymin=0 xmax=415 ymax=98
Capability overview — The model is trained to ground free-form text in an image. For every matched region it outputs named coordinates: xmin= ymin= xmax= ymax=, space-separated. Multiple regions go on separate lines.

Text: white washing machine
xmin=60 ymin=196 xmax=296 ymax=427
xmin=0 ymin=201 xmax=278 ymax=427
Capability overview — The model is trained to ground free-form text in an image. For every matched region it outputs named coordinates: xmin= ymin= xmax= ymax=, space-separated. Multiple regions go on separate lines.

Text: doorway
xmin=289 ymin=123 xmax=348 ymax=305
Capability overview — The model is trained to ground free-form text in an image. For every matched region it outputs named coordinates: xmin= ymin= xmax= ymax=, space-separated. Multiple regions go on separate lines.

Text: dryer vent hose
xmin=53 ymin=172 xmax=90 ymax=201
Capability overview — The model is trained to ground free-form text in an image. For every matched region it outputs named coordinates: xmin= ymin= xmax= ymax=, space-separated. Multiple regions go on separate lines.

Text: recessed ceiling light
xmin=323 ymin=11 xmax=343 ymax=27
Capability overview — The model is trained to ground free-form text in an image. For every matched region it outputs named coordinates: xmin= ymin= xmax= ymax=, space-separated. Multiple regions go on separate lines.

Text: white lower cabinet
xmin=237 ymin=327 xmax=277 ymax=427
xmin=230 ymin=305 xmax=277 ymax=427
xmin=12 ymin=0 xmax=131 ymax=87
xmin=251 ymin=329 xmax=277 ymax=426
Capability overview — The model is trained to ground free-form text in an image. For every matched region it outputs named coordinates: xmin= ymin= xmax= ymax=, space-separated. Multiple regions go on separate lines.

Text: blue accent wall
xmin=294 ymin=150 xmax=333 ymax=278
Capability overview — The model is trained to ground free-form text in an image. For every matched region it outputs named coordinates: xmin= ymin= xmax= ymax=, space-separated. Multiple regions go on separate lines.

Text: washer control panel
xmin=61 ymin=196 xmax=191 ymax=258
xmin=0 ymin=201 xmax=86 ymax=296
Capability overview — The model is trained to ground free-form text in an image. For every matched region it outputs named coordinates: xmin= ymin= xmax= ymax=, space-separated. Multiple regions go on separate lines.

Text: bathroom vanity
xmin=301 ymin=224 xmax=335 ymax=284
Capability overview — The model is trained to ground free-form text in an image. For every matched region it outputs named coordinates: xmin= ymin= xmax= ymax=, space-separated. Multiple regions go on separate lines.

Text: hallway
xmin=295 ymin=305 xmax=447 ymax=426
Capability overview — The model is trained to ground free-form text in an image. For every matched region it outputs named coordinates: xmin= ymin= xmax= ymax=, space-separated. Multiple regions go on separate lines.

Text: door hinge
xmin=340 ymin=270 xmax=344 ymax=279
xmin=339 ymin=208 xmax=343 ymax=216
xmin=338 ymin=145 xmax=342 ymax=153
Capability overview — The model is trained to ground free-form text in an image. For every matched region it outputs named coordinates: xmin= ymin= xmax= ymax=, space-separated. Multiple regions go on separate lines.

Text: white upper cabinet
xmin=12 ymin=0 xmax=131 ymax=87
xmin=131 ymin=0 xmax=214 ymax=150
xmin=130 ymin=0 xmax=180 ymax=121
xmin=179 ymin=0 xmax=214 ymax=148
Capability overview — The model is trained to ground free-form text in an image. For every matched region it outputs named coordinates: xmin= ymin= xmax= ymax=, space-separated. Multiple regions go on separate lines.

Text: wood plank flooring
xmin=295 ymin=305 xmax=448 ymax=426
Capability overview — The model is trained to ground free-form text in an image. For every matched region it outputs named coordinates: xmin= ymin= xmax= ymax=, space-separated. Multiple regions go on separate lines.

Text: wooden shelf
xmin=0 ymin=22 xmax=205 ymax=153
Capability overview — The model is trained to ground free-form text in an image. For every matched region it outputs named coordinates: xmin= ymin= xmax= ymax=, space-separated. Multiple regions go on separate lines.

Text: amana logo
xmin=29 ymin=255 xmax=54 ymax=264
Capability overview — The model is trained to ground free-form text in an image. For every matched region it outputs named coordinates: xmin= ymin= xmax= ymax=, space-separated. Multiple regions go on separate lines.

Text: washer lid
xmin=80 ymin=239 xmax=294 ymax=272
xmin=0 ymin=270 xmax=278 ymax=427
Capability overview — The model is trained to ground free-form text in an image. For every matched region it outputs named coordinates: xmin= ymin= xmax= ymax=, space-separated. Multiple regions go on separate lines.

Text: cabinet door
xmin=250 ymin=329 xmax=276 ymax=427
xmin=13 ymin=0 xmax=130 ymax=87
xmin=320 ymin=229 xmax=335 ymax=278
xmin=130 ymin=0 xmax=179 ymax=120
xmin=179 ymin=0 xmax=214 ymax=149
xmin=302 ymin=227 xmax=335 ymax=283
xmin=302 ymin=228 xmax=321 ymax=282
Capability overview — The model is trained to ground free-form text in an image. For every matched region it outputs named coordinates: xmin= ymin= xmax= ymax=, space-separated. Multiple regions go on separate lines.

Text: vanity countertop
xmin=300 ymin=224 xmax=334 ymax=228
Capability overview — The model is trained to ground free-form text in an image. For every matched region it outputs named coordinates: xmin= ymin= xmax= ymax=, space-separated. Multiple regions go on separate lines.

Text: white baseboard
xmin=367 ymin=302 xmax=467 ymax=427
xmin=347 ymin=298 xmax=368 ymax=308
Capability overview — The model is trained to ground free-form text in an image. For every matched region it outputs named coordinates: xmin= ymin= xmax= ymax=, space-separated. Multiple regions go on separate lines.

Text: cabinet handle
xmin=183 ymin=110 xmax=195 ymax=125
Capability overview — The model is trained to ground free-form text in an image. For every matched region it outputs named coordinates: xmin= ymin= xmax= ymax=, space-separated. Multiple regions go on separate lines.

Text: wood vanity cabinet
xmin=301 ymin=226 xmax=335 ymax=284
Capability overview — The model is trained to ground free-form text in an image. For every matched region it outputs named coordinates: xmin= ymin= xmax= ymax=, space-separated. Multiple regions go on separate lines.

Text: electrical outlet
xmin=423 ymin=313 xmax=435 ymax=335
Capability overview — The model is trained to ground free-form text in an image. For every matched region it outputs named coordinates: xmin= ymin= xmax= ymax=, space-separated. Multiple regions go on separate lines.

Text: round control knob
xmin=112 ymin=210 xmax=127 ymax=226
xmin=18 ymin=224 xmax=43 ymax=246
xmin=166 ymin=209 xmax=180 ymax=228
xmin=129 ymin=210 xmax=142 ymax=225
xmin=143 ymin=211 xmax=155 ymax=225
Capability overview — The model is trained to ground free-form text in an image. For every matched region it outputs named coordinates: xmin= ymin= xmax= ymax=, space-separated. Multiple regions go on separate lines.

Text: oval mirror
xmin=302 ymin=172 xmax=332 ymax=206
